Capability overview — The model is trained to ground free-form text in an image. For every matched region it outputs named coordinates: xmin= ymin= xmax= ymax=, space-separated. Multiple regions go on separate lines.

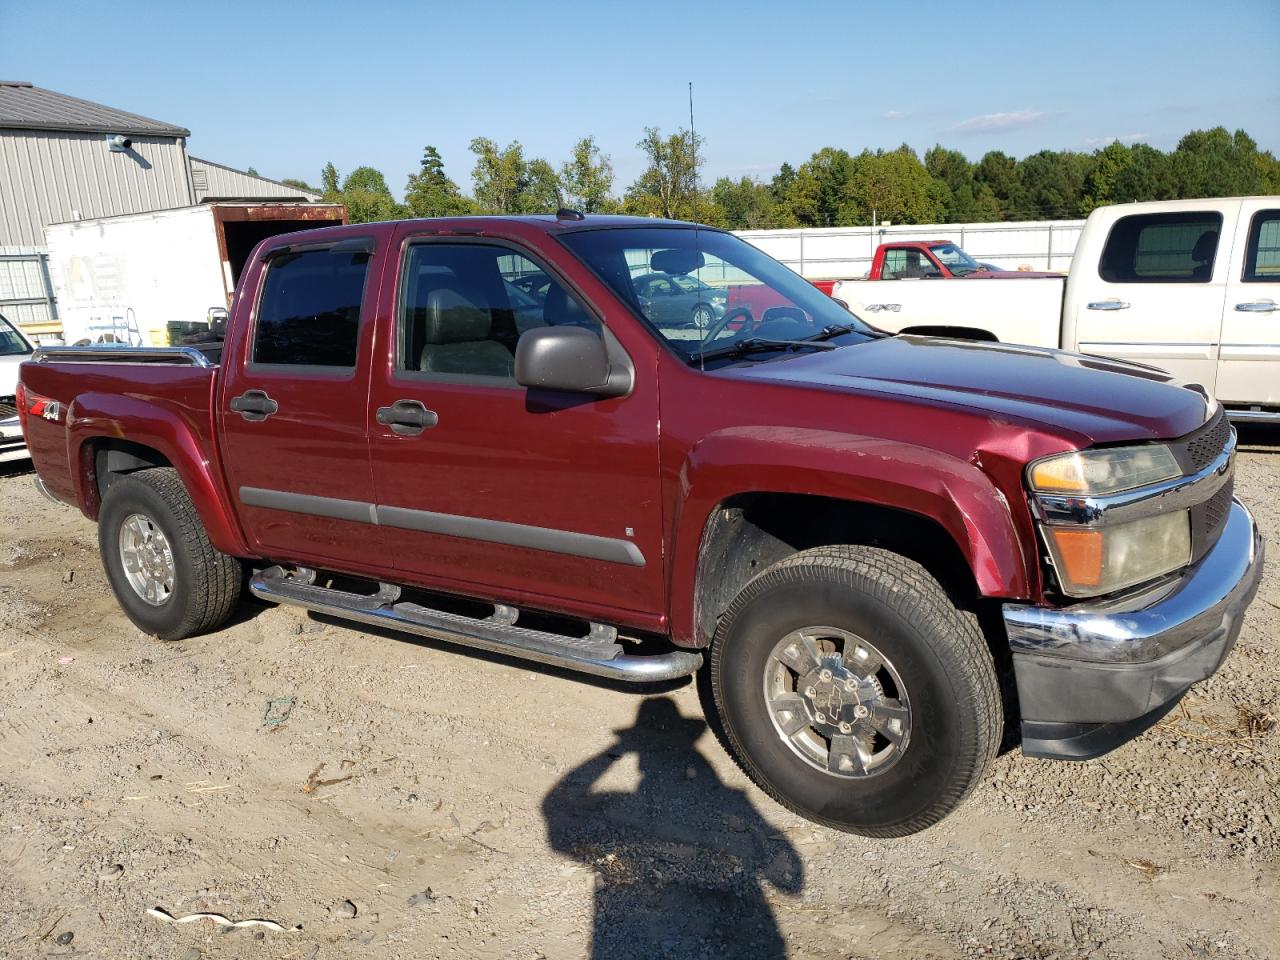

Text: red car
xmin=20 ymin=214 xmax=1263 ymax=837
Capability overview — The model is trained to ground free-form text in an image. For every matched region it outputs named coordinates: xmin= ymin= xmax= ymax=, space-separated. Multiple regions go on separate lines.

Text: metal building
xmin=0 ymin=80 xmax=319 ymax=337
xmin=190 ymin=156 xmax=319 ymax=203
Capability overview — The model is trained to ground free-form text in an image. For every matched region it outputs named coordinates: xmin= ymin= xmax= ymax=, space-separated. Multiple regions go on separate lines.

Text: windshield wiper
xmin=804 ymin=323 xmax=856 ymax=342
xmin=692 ymin=336 xmax=839 ymax=364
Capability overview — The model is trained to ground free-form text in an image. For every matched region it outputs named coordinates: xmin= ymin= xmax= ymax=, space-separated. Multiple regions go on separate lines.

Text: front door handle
xmin=376 ymin=399 xmax=438 ymax=436
xmin=230 ymin=389 xmax=278 ymax=421
xmin=1087 ymin=299 xmax=1130 ymax=311
xmin=1235 ymin=300 xmax=1278 ymax=313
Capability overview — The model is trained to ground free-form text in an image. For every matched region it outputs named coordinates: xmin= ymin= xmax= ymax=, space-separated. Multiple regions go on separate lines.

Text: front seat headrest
xmin=1191 ymin=230 xmax=1218 ymax=264
xmin=423 ymin=288 xmax=491 ymax=344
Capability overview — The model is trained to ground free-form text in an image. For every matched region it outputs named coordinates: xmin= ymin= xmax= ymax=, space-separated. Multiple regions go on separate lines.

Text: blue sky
xmin=3 ymin=0 xmax=1278 ymax=198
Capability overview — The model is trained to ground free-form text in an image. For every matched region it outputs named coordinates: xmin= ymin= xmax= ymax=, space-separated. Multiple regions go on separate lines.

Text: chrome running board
xmin=249 ymin=567 xmax=702 ymax=683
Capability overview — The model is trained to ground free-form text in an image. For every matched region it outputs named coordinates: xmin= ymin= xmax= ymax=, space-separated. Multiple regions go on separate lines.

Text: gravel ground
xmin=0 ymin=428 xmax=1277 ymax=960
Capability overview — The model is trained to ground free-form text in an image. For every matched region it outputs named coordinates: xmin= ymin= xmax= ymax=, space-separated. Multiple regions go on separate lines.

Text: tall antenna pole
xmin=689 ymin=81 xmax=705 ymax=370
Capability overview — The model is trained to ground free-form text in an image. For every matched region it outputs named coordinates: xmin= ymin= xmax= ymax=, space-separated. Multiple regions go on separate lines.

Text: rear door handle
xmin=1087 ymin=300 xmax=1130 ymax=311
xmin=376 ymin=399 xmax=438 ymax=436
xmin=230 ymin=389 xmax=278 ymax=421
xmin=1235 ymin=300 xmax=1278 ymax=313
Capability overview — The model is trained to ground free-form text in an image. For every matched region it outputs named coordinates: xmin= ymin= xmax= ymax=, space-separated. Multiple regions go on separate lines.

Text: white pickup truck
xmin=0 ymin=312 xmax=35 ymax=463
xmin=833 ymin=197 xmax=1280 ymax=422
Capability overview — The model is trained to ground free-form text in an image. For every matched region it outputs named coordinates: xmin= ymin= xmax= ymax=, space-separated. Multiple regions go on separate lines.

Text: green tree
xmin=845 ymin=146 xmax=946 ymax=225
xmin=524 ymin=157 xmax=564 ymax=213
xmin=340 ymin=166 xmax=407 ymax=223
xmin=1018 ymin=150 xmax=1093 ymax=219
xmin=1172 ymin=127 xmax=1266 ymax=197
xmin=773 ymin=147 xmax=856 ymax=226
xmin=624 ymin=127 xmax=704 ymax=220
xmin=710 ymin=176 xmax=775 ymax=229
xmin=924 ymin=146 xmax=1000 ymax=222
xmin=468 ymin=138 xmax=564 ymax=213
xmin=405 ymin=146 xmax=474 ymax=218
xmin=560 ymin=136 xmax=616 ymax=212
xmin=321 ymin=161 xmax=340 ymax=199
xmin=469 ymin=137 xmax=530 ymax=213
xmin=974 ymin=151 xmax=1025 ymax=220
xmin=1114 ymin=143 xmax=1177 ymax=203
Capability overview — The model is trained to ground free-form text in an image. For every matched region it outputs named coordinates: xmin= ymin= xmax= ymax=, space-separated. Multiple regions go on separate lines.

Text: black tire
xmin=703 ymin=545 xmax=1001 ymax=837
xmin=98 ymin=467 xmax=242 ymax=640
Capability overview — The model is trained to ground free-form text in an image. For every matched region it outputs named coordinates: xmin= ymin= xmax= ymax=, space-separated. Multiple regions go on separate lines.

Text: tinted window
xmin=398 ymin=243 xmax=598 ymax=382
xmin=0 ymin=315 xmax=31 ymax=357
xmin=253 ymin=247 xmax=369 ymax=367
xmin=1099 ymin=212 xmax=1222 ymax=283
xmin=1243 ymin=209 xmax=1280 ymax=283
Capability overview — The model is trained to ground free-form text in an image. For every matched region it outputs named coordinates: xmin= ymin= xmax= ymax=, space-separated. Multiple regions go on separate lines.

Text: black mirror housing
xmin=514 ymin=326 xmax=632 ymax=397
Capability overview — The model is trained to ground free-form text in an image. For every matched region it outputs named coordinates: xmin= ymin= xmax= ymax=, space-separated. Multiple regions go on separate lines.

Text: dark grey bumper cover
xmin=1003 ymin=500 xmax=1265 ymax=760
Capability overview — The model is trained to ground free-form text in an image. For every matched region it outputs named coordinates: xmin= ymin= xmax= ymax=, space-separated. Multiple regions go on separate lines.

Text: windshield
xmin=0 ymin=315 xmax=32 ymax=357
xmin=560 ymin=227 xmax=876 ymax=362
xmin=928 ymin=243 xmax=983 ymax=276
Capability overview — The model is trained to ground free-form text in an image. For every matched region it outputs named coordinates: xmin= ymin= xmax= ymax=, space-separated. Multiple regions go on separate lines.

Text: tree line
xmin=281 ymin=126 xmax=1280 ymax=229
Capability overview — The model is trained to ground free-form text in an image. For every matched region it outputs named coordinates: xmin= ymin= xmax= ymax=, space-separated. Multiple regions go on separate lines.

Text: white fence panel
xmin=736 ymin=219 xmax=1086 ymax=278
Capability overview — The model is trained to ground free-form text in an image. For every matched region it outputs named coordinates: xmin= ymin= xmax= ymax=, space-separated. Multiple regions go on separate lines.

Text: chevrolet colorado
xmin=18 ymin=213 xmax=1265 ymax=837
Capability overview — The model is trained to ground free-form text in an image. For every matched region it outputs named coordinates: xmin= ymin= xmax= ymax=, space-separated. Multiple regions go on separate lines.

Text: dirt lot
xmin=1 ymin=429 xmax=1277 ymax=960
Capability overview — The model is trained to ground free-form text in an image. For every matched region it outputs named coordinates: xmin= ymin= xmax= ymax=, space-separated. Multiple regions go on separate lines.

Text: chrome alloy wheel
xmin=118 ymin=513 xmax=176 ymax=606
xmin=763 ymin=626 xmax=911 ymax=778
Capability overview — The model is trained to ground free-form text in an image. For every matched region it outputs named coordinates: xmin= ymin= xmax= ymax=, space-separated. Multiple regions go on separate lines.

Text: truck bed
xmin=19 ymin=346 xmax=223 ymax=509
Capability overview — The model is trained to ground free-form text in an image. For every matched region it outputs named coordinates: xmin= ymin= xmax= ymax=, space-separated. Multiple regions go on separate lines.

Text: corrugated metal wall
xmin=190 ymin=157 xmax=320 ymax=202
xmin=0 ymin=129 xmax=193 ymax=247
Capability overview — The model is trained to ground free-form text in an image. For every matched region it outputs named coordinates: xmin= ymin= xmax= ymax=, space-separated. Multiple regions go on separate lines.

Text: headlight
xmin=1043 ymin=511 xmax=1191 ymax=597
xmin=1028 ymin=444 xmax=1179 ymax=495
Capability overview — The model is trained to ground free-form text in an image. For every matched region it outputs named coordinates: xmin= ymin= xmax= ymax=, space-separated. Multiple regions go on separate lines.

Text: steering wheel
xmin=699 ymin=306 xmax=756 ymax=345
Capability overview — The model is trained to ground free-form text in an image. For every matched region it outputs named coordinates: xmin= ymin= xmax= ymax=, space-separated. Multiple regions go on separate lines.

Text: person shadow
xmin=543 ymin=697 xmax=803 ymax=959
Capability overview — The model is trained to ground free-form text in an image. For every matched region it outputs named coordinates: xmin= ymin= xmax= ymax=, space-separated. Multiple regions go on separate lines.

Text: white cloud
xmin=1082 ymin=133 xmax=1149 ymax=147
xmin=884 ymin=110 xmax=904 ymax=120
xmin=946 ymin=109 xmax=1048 ymax=135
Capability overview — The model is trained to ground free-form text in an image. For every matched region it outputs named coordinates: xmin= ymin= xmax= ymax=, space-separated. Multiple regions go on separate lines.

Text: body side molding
xmin=237 ymin=486 xmax=645 ymax=567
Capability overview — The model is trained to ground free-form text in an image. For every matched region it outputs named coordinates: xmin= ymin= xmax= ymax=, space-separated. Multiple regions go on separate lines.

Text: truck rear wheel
xmin=704 ymin=545 xmax=1001 ymax=837
xmin=98 ymin=468 xmax=242 ymax=640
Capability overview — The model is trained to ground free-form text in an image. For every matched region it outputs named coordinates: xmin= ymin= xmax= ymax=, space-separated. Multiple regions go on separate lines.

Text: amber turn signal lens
xmin=1029 ymin=457 xmax=1088 ymax=493
xmin=1046 ymin=528 xmax=1103 ymax=588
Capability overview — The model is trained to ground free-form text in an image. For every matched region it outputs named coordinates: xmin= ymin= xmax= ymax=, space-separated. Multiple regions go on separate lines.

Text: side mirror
xmin=514 ymin=326 xmax=631 ymax=397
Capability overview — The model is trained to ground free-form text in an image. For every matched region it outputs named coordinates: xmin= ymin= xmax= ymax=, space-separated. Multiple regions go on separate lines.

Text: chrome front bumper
xmin=1003 ymin=500 xmax=1264 ymax=759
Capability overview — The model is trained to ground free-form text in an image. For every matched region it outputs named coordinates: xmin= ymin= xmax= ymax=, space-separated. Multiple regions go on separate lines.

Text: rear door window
xmin=1099 ymin=212 xmax=1223 ymax=283
xmin=252 ymin=246 xmax=371 ymax=367
xmin=1242 ymin=209 xmax=1280 ymax=282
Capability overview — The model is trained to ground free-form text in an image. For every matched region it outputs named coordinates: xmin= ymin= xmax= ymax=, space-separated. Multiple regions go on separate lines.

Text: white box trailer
xmin=44 ymin=202 xmax=347 ymax=346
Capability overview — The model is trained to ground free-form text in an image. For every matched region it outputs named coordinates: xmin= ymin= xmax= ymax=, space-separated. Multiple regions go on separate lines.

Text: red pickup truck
xmin=19 ymin=214 xmax=1264 ymax=837
xmin=862 ymin=240 xmax=1062 ymax=280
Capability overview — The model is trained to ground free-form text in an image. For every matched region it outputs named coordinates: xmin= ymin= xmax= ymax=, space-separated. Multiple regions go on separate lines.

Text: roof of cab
xmin=251 ymin=214 xmax=711 ymax=252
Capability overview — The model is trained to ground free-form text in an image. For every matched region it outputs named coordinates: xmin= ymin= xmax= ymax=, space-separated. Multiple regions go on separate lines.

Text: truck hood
xmin=721 ymin=334 xmax=1212 ymax=444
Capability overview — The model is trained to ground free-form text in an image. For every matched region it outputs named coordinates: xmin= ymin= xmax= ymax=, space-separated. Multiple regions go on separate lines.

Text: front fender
xmin=667 ymin=426 xmax=1032 ymax=646
xmin=66 ymin=391 xmax=249 ymax=557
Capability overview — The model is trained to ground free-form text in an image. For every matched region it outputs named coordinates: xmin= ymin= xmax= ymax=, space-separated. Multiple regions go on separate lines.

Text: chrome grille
xmin=0 ymin=396 xmax=16 ymax=420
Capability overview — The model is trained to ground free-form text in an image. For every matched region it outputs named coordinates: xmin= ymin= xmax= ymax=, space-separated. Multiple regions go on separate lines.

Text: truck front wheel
xmin=98 ymin=468 xmax=242 ymax=640
xmin=704 ymin=545 xmax=1001 ymax=837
